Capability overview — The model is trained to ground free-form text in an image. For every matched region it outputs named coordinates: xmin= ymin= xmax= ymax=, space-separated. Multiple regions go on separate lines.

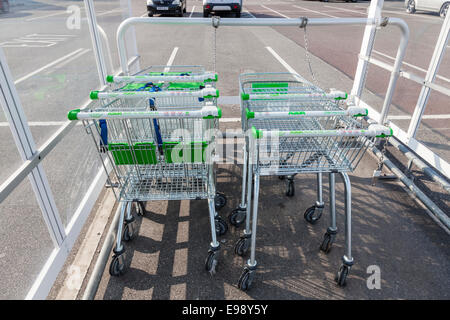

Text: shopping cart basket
xmin=95 ymin=66 xmax=228 ymax=210
xmin=230 ymin=72 xmax=354 ymax=229
xmin=231 ymin=73 xmax=392 ymax=290
xmin=68 ymin=96 xmax=225 ymax=276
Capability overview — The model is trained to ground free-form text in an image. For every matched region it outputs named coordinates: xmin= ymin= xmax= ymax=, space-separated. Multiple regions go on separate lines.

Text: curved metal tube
xmin=115 ymin=17 xmax=411 ymax=75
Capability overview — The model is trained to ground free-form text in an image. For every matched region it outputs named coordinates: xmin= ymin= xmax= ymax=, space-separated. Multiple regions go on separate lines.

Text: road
xmin=0 ymin=0 xmax=448 ymax=299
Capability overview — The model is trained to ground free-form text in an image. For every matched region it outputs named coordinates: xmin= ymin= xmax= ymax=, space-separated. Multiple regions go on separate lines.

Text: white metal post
xmin=351 ymin=0 xmax=384 ymax=105
xmin=407 ymin=12 xmax=450 ymax=139
xmin=84 ymin=0 xmax=108 ymax=86
xmin=0 ymin=48 xmax=66 ymax=247
xmin=120 ymin=0 xmax=141 ymax=75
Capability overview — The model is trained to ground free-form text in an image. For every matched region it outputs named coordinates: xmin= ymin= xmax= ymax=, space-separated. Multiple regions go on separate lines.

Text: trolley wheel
xmin=229 ymin=207 xmax=246 ymax=227
xmin=304 ymin=205 xmax=322 ymax=224
xmin=122 ymin=222 xmax=136 ymax=242
xmin=109 ymin=254 xmax=126 ymax=277
xmin=215 ymin=192 xmax=227 ymax=210
xmin=205 ymin=251 xmax=219 ymax=274
xmin=136 ymin=201 xmax=146 ymax=216
xmin=336 ymin=264 xmax=350 ymax=287
xmin=286 ymin=180 xmax=295 ymax=197
xmin=319 ymin=232 xmax=335 ymax=253
xmin=238 ymin=267 xmax=255 ymax=291
xmin=215 ymin=216 xmax=228 ymax=236
xmin=234 ymin=237 xmax=250 ymax=256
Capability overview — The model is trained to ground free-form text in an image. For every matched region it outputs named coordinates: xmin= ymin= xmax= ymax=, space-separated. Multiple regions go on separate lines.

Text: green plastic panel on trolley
xmin=163 ymin=142 xmax=209 ymax=163
xmin=109 ymin=142 xmax=158 ymax=165
xmin=251 ymin=82 xmax=289 ymax=93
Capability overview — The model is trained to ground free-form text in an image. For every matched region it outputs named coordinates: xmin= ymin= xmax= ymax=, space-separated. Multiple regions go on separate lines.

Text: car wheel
xmin=440 ymin=2 xmax=449 ymax=18
xmin=148 ymin=12 xmax=153 ymax=17
xmin=203 ymin=11 xmax=209 ymax=17
xmin=406 ymin=0 xmax=416 ymax=14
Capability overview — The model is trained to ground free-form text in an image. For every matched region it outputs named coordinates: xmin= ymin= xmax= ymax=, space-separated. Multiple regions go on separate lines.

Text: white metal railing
xmin=352 ymin=0 xmax=450 ymax=179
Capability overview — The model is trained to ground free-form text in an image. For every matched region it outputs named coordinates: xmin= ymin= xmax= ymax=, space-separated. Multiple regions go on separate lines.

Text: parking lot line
xmin=189 ymin=6 xmax=195 ymax=18
xmin=292 ymin=5 xmax=338 ymax=18
xmin=372 ymin=49 xmax=450 ymax=83
xmin=25 ymin=11 xmax=69 ymax=22
xmin=265 ymin=46 xmax=298 ymax=75
xmin=323 ymin=5 xmax=366 ymax=15
xmin=164 ymin=47 xmax=179 ymax=72
xmin=244 ymin=7 xmax=256 ymax=18
xmin=261 ymin=5 xmax=290 ymax=19
xmin=14 ymin=48 xmax=86 ymax=85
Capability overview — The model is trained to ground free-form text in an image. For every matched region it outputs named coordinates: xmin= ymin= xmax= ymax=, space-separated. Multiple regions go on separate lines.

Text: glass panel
xmin=0 ymin=177 xmax=54 ymax=299
xmin=39 ymin=124 xmax=102 ymax=227
xmin=0 ymin=0 xmax=101 ymax=143
xmin=415 ymin=90 xmax=450 ymax=162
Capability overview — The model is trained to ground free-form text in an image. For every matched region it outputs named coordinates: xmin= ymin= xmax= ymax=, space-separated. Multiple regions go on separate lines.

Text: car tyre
xmin=440 ymin=2 xmax=449 ymax=18
xmin=406 ymin=0 xmax=416 ymax=14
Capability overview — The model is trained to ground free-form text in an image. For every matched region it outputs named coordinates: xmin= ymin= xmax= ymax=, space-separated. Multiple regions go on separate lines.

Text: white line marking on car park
xmin=164 ymin=47 xmax=179 ymax=72
xmin=0 ymin=122 xmax=81 ymax=127
xmin=13 ymin=48 xmax=87 ymax=85
xmin=0 ymin=34 xmax=76 ymax=48
xmin=51 ymin=48 xmax=91 ymax=70
xmin=324 ymin=5 xmax=366 ymax=15
xmin=244 ymin=9 xmax=256 ymax=18
xmin=372 ymin=50 xmax=450 ymax=83
xmin=292 ymin=5 xmax=338 ymax=18
xmin=25 ymin=11 xmax=68 ymax=22
xmin=189 ymin=6 xmax=196 ymax=18
xmin=97 ymin=8 xmax=122 ymax=17
xmin=261 ymin=5 xmax=290 ymax=19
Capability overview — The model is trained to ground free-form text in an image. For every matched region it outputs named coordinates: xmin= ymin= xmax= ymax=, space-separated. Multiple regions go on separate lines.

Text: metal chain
xmin=303 ymin=26 xmax=320 ymax=88
xmin=212 ymin=16 xmax=219 ymax=72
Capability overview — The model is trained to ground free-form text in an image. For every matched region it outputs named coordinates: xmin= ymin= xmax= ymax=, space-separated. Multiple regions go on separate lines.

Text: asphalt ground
xmin=0 ymin=0 xmax=448 ymax=299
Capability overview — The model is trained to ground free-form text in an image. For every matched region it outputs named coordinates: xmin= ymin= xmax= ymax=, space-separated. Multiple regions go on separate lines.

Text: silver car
xmin=405 ymin=0 xmax=449 ymax=18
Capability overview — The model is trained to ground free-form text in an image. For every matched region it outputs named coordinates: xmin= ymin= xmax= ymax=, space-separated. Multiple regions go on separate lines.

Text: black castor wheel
xmin=319 ymin=231 xmax=335 ymax=253
xmin=214 ymin=192 xmax=227 ymax=210
xmin=286 ymin=179 xmax=295 ymax=197
xmin=234 ymin=236 xmax=250 ymax=256
xmin=122 ymin=220 xmax=136 ymax=242
xmin=205 ymin=250 xmax=219 ymax=274
xmin=136 ymin=201 xmax=146 ymax=216
xmin=109 ymin=253 xmax=126 ymax=277
xmin=229 ymin=207 xmax=246 ymax=227
xmin=304 ymin=205 xmax=323 ymax=224
xmin=215 ymin=216 xmax=228 ymax=236
xmin=336 ymin=264 xmax=350 ymax=287
xmin=238 ymin=267 xmax=255 ymax=291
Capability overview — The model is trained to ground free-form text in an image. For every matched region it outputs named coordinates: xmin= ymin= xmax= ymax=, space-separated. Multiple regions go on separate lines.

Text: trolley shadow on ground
xmin=96 ymin=154 xmax=450 ymax=300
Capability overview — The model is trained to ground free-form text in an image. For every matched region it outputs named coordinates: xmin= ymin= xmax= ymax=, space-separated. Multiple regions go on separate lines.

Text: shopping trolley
xmin=96 ymin=65 xmax=228 ymax=211
xmin=230 ymin=72 xmax=349 ymax=230
xmin=232 ymin=73 xmax=392 ymax=290
xmin=68 ymin=80 xmax=225 ymax=276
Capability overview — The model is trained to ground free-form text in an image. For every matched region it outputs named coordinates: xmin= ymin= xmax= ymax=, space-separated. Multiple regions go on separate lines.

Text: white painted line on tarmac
xmin=292 ymin=5 xmax=338 ymax=18
xmin=388 ymin=114 xmax=450 ymax=120
xmin=261 ymin=5 xmax=290 ymax=19
xmin=25 ymin=11 xmax=68 ymax=22
xmin=164 ymin=47 xmax=179 ymax=72
xmin=0 ymin=122 xmax=81 ymax=127
xmin=48 ymin=48 xmax=91 ymax=70
xmin=244 ymin=8 xmax=256 ymax=18
xmin=220 ymin=117 xmax=241 ymax=122
xmin=266 ymin=46 xmax=301 ymax=77
xmin=324 ymin=5 xmax=366 ymax=15
xmin=189 ymin=6 xmax=196 ymax=18
xmin=372 ymin=49 xmax=450 ymax=83
xmin=14 ymin=48 xmax=86 ymax=85
xmin=97 ymin=8 xmax=122 ymax=17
